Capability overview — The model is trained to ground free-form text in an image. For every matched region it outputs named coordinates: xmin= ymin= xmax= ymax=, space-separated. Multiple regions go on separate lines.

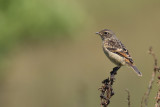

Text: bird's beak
xmin=96 ymin=32 xmax=99 ymax=35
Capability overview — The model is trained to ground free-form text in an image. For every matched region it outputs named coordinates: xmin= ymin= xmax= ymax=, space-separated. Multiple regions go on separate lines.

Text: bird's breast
xmin=103 ymin=47 xmax=126 ymax=66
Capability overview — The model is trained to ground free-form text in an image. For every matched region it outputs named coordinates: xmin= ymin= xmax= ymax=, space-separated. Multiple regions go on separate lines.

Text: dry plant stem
xmin=125 ymin=89 xmax=131 ymax=107
xmin=155 ymin=76 xmax=160 ymax=107
xmin=141 ymin=94 xmax=145 ymax=107
xmin=144 ymin=69 xmax=156 ymax=107
xmin=155 ymin=89 xmax=160 ymax=107
xmin=99 ymin=66 xmax=120 ymax=107
xmin=141 ymin=47 xmax=160 ymax=107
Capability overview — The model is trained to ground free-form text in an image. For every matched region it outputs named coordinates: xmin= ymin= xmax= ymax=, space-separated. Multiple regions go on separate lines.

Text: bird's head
xmin=96 ymin=29 xmax=114 ymax=40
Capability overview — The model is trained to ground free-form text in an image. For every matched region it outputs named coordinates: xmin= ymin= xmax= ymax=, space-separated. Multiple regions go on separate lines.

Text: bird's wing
xmin=105 ymin=38 xmax=142 ymax=76
xmin=106 ymin=39 xmax=134 ymax=64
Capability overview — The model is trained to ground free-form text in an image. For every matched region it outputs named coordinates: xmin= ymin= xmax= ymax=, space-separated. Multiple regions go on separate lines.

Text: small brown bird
xmin=96 ymin=29 xmax=142 ymax=76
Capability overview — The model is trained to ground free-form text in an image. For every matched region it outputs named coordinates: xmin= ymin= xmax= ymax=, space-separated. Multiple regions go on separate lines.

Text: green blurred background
xmin=0 ymin=0 xmax=160 ymax=107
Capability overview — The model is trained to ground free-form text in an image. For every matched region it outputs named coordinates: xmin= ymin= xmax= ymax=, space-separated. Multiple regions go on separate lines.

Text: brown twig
xmin=125 ymin=89 xmax=131 ymax=107
xmin=148 ymin=47 xmax=159 ymax=72
xmin=141 ymin=93 xmax=146 ymax=107
xmin=144 ymin=68 xmax=156 ymax=107
xmin=141 ymin=47 xmax=160 ymax=107
xmin=155 ymin=75 xmax=160 ymax=107
xmin=99 ymin=66 xmax=120 ymax=107
xmin=155 ymin=89 xmax=160 ymax=107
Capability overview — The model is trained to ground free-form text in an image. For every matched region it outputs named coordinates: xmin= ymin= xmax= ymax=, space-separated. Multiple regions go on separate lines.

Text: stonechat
xmin=96 ymin=29 xmax=142 ymax=76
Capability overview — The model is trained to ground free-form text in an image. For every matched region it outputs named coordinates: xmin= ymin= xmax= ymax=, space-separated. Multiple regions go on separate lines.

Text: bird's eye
xmin=104 ymin=32 xmax=108 ymax=35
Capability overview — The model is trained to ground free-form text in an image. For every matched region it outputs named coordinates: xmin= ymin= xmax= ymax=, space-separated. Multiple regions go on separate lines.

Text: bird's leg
xmin=110 ymin=66 xmax=121 ymax=85
xmin=110 ymin=66 xmax=121 ymax=75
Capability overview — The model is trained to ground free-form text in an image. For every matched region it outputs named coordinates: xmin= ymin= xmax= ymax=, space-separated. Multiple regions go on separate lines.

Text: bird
xmin=96 ymin=29 xmax=142 ymax=76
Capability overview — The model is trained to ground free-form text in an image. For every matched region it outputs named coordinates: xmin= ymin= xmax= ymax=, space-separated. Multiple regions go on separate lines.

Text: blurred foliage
xmin=0 ymin=0 xmax=86 ymax=53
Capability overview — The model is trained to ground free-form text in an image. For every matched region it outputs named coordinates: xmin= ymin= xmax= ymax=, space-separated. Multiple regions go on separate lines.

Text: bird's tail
xmin=130 ymin=65 xmax=142 ymax=76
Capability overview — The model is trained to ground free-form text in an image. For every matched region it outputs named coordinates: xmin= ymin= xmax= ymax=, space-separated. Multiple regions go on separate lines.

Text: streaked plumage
xmin=96 ymin=29 xmax=142 ymax=76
